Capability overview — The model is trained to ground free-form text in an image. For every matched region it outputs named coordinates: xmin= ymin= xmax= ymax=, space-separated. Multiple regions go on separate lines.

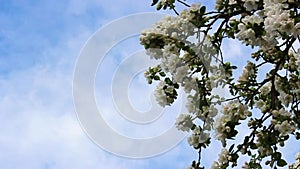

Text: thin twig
xmin=172 ymin=7 xmax=179 ymax=15
xmin=177 ymin=0 xmax=190 ymax=7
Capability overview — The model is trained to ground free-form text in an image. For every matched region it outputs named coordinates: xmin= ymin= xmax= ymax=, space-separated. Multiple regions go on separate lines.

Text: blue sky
xmin=0 ymin=1 xmax=299 ymax=169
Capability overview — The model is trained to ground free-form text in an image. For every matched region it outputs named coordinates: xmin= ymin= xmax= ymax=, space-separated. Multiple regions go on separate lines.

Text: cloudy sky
xmin=0 ymin=1 xmax=299 ymax=169
xmin=0 ymin=1 xmax=197 ymax=169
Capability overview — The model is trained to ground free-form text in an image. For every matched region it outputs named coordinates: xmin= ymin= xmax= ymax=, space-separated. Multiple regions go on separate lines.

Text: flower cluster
xmin=154 ymin=81 xmax=176 ymax=106
xmin=264 ymin=1 xmax=300 ymax=38
xmin=175 ymin=113 xmax=194 ymax=132
xmin=274 ymin=120 xmax=295 ymax=137
xmin=214 ymin=101 xmax=252 ymax=146
xmin=236 ymin=15 xmax=264 ymax=46
xmin=143 ymin=0 xmax=300 ymax=168
xmin=237 ymin=61 xmax=256 ymax=83
xmin=187 ymin=126 xmax=210 ymax=148
xmin=210 ymin=148 xmax=230 ymax=169
xmin=140 ymin=3 xmax=199 ymax=48
xmin=233 ymin=0 xmax=300 ymax=49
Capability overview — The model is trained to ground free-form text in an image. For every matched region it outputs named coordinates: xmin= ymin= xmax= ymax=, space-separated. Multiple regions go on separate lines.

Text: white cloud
xmin=222 ymin=39 xmax=243 ymax=59
xmin=0 ymin=53 xmax=149 ymax=169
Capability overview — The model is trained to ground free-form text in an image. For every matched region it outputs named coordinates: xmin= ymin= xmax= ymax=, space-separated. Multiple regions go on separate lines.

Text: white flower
xmin=214 ymin=101 xmax=251 ymax=145
xmin=145 ymin=48 xmax=163 ymax=60
xmin=260 ymin=83 xmax=271 ymax=95
xmin=291 ymin=49 xmax=300 ymax=71
xmin=218 ymin=148 xmax=229 ymax=163
xmin=171 ymin=32 xmax=178 ymax=38
xmin=273 ymin=109 xmax=292 ymax=118
xmin=214 ymin=115 xmax=228 ymax=145
xmin=255 ymin=99 xmax=267 ymax=112
xmin=208 ymin=105 xmax=218 ymax=117
xmin=174 ymin=65 xmax=189 ymax=83
xmin=229 ymin=0 xmax=237 ymax=5
xmin=263 ymin=1 xmax=300 ymax=38
xmin=175 ymin=114 xmax=194 ymax=131
xmin=236 ymin=15 xmax=263 ymax=46
xmin=182 ymin=77 xmax=198 ymax=93
xmin=274 ymin=120 xmax=295 ymax=137
xmin=188 ymin=132 xmax=210 ymax=147
xmin=296 ymin=153 xmax=300 ymax=160
xmin=242 ymin=162 xmax=251 ymax=169
xmin=279 ymin=91 xmax=293 ymax=107
xmin=161 ymin=45 xmax=181 ymax=73
xmin=238 ymin=61 xmax=255 ymax=83
xmin=189 ymin=2 xmax=201 ymax=11
xmin=242 ymin=0 xmax=259 ymax=11
xmin=215 ymin=0 xmax=227 ymax=10
xmin=210 ymin=161 xmax=220 ymax=169
xmin=154 ymin=81 xmax=169 ymax=107
xmin=161 ymin=0 xmax=168 ymax=6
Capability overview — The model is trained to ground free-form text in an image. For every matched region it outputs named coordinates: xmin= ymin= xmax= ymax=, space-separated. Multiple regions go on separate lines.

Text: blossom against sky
xmin=1 ymin=1 xmax=299 ymax=169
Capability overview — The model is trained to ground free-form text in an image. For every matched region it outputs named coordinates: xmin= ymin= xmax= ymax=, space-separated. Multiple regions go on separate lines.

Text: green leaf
xmin=250 ymin=163 xmax=262 ymax=169
xmin=153 ymin=75 xmax=160 ymax=80
xmin=174 ymin=83 xmax=179 ymax=89
xmin=156 ymin=1 xmax=162 ymax=10
xmin=277 ymin=159 xmax=287 ymax=167
xmin=249 ymin=142 xmax=257 ymax=149
xmin=273 ymin=152 xmax=281 ymax=160
xmin=295 ymin=15 xmax=300 ymax=23
xmin=191 ymin=124 xmax=196 ymax=130
xmin=151 ymin=0 xmax=159 ymax=6
xmin=200 ymin=6 xmax=206 ymax=14
xmin=165 ymin=77 xmax=172 ymax=85
xmin=296 ymin=132 xmax=300 ymax=140
xmin=159 ymin=72 xmax=166 ymax=77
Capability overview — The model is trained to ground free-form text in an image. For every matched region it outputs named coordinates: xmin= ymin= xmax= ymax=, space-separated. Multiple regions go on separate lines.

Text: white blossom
xmin=210 ymin=161 xmax=220 ymax=169
xmin=271 ymin=108 xmax=291 ymax=117
xmin=218 ymin=148 xmax=230 ymax=163
xmin=229 ymin=0 xmax=237 ymax=5
xmin=175 ymin=114 xmax=194 ymax=131
xmin=264 ymin=1 xmax=300 ymax=39
xmin=290 ymin=49 xmax=300 ymax=71
xmin=161 ymin=0 xmax=168 ymax=6
xmin=274 ymin=120 xmax=295 ymax=137
xmin=242 ymin=0 xmax=259 ymax=11
xmin=259 ymin=83 xmax=271 ymax=95
xmin=186 ymin=95 xmax=198 ymax=114
xmin=214 ymin=101 xmax=251 ymax=145
xmin=188 ymin=131 xmax=210 ymax=147
xmin=236 ymin=15 xmax=264 ymax=46
xmin=279 ymin=91 xmax=293 ymax=106
xmin=154 ymin=81 xmax=171 ymax=107
xmin=242 ymin=162 xmax=251 ymax=169
xmin=238 ymin=61 xmax=255 ymax=82
xmin=174 ymin=65 xmax=189 ymax=83
xmin=208 ymin=105 xmax=218 ymax=117
xmin=255 ymin=99 xmax=267 ymax=112
xmin=141 ymin=1 xmax=300 ymax=168
xmin=182 ymin=77 xmax=198 ymax=93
